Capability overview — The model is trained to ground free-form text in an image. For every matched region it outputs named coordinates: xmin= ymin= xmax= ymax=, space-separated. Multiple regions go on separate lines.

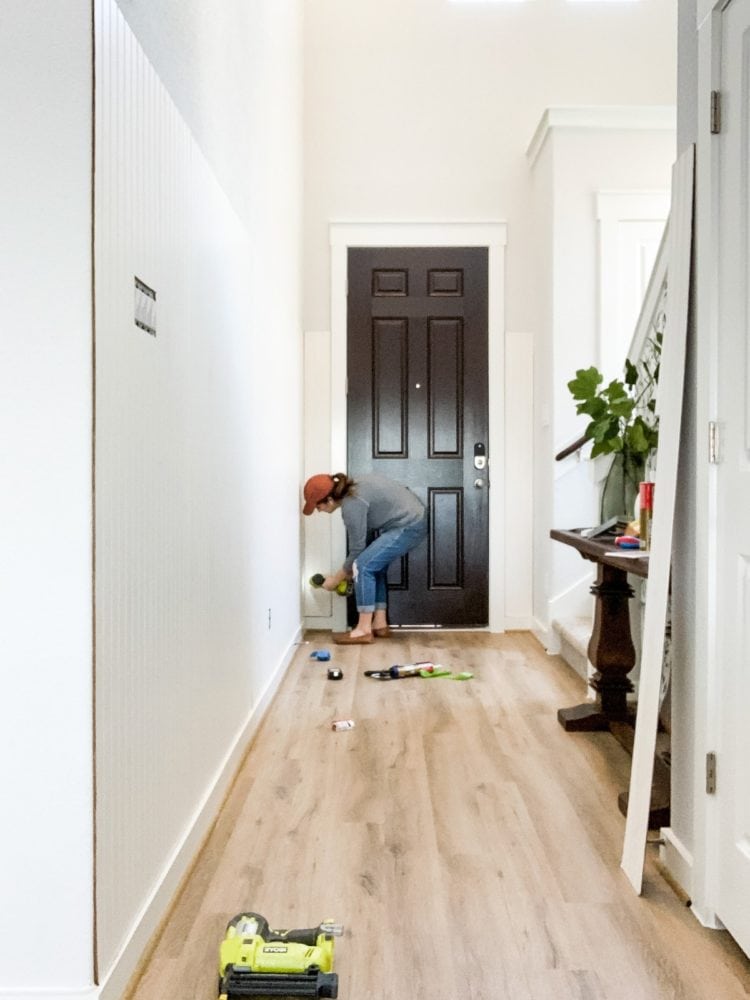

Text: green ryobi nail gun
xmin=309 ymin=573 xmax=350 ymax=597
xmin=218 ymin=912 xmax=343 ymax=999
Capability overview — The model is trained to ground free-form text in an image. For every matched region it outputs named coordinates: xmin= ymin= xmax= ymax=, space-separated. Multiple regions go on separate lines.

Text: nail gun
xmin=218 ymin=912 xmax=343 ymax=999
xmin=309 ymin=573 xmax=350 ymax=597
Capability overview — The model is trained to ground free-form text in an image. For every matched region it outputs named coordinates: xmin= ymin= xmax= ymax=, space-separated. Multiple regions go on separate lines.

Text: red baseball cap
xmin=302 ymin=474 xmax=335 ymax=515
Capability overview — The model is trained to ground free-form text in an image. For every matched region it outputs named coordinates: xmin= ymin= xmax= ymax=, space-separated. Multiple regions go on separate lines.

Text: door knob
xmin=474 ymin=478 xmax=484 ymax=488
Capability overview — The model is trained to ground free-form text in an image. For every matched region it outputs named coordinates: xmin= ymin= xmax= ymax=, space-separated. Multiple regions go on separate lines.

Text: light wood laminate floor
xmin=126 ymin=631 xmax=750 ymax=1000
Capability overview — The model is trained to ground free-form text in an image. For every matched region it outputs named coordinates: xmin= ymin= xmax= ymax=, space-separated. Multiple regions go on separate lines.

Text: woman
xmin=302 ymin=472 xmax=428 ymax=644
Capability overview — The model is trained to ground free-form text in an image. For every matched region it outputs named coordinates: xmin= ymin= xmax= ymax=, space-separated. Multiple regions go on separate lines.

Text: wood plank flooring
xmin=125 ymin=632 xmax=750 ymax=1000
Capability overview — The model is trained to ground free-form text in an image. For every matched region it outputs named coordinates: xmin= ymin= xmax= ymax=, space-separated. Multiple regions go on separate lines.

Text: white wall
xmin=0 ymin=1 xmax=95 ymax=993
xmin=304 ymin=0 xmax=676 ymax=627
xmin=304 ymin=0 xmax=676 ymax=333
xmin=94 ymin=0 xmax=304 ymax=991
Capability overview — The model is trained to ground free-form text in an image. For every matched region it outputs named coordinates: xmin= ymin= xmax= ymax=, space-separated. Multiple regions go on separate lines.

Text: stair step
xmin=552 ymin=616 xmax=592 ymax=683
xmin=553 ymin=616 xmax=592 ymax=656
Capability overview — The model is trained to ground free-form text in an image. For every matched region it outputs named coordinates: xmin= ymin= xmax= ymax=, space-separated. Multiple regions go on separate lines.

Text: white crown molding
xmin=526 ymin=105 xmax=677 ymax=167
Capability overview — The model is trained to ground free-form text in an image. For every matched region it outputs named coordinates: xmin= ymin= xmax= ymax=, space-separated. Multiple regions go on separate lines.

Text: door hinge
xmin=708 ymin=421 xmax=721 ymax=464
xmin=711 ymin=91 xmax=722 ymax=134
xmin=706 ymin=752 xmax=717 ymax=794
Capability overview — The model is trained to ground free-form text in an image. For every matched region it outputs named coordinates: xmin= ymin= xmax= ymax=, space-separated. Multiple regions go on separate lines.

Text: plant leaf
xmin=626 ymin=420 xmax=650 ymax=455
xmin=567 ymin=367 xmax=603 ymax=401
xmin=577 ymin=397 xmax=608 ymax=420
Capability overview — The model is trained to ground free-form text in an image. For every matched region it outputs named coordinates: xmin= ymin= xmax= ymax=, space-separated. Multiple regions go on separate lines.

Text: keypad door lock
xmin=474 ymin=442 xmax=487 ymax=471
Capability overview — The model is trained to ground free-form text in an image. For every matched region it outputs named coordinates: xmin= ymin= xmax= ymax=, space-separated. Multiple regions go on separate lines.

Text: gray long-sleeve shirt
xmin=340 ymin=475 xmax=425 ymax=572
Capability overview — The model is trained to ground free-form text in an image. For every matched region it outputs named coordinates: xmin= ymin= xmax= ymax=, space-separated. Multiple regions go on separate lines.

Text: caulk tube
xmin=388 ymin=662 xmax=436 ymax=678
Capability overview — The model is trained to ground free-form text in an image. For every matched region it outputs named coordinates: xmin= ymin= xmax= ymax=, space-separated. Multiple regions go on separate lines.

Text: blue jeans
xmin=352 ymin=514 xmax=428 ymax=612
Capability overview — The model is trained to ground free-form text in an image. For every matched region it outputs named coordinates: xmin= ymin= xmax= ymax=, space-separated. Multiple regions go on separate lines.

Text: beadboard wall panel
xmin=94 ymin=0 xmax=303 ymax=982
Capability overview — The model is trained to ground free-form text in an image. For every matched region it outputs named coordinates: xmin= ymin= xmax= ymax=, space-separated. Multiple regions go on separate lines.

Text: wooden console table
xmin=550 ymin=528 xmax=648 ymax=731
xmin=550 ymin=528 xmax=669 ymax=827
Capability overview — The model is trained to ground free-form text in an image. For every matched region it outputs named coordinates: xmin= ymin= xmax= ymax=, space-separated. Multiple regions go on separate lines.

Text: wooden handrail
xmin=555 ymin=433 xmax=589 ymax=462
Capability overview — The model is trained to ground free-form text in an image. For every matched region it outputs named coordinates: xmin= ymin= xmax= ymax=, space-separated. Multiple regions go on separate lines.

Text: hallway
xmin=124 ymin=633 xmax=750 ymax=1000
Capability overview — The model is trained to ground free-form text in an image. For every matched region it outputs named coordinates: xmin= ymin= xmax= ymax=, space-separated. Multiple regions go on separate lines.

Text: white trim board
xmin=697 ymin=0 xmax=727 ymax=30
xmin=329 ymin=221 xmax=508 ymax=632
xmin=621 ymin=146 xmax=695 ymax=894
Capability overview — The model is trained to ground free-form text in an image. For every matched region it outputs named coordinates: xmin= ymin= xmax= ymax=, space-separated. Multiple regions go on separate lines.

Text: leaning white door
xmin=715 ymin=0 xmax=750 ymax=956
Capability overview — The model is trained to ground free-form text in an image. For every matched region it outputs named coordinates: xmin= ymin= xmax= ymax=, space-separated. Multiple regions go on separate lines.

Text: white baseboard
xmin=304 ymin=617 xmax=534 ymax=634
xmin=689 ymin=904 xmax=725 ymax=931
xmin=532 ymin=616 xmax=559 ymax=653
xmin=304 ymin=614 xmax=335 ymax=631
xmin=659 ymin=826 xmax=693 ymax=903
xmin=0 ymin=991 xmax=100 ymax=1000
xmin=96 ymin=626 xmax=302 ymax=1000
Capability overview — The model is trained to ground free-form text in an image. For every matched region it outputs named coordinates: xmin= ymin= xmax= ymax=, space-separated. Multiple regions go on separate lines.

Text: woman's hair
xmin=329 ymin=473 xmax=356 ymax=501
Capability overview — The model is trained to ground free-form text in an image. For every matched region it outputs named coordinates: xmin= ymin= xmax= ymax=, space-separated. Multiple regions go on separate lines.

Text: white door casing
xmin=713 ymin=0 xmax=750 ymax=956
xmin=328 ymin=222 xmax=508 ymax=632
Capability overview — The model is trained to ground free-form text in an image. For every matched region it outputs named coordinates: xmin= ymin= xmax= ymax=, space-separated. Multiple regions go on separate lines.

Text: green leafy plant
xmin=567 ymin=333 xmax=661 ymax=515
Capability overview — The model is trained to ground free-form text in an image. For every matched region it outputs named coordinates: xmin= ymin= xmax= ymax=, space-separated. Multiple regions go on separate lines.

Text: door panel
xmin=372 ymin=318 xmax=407 ymax=455
xmin=347 ymin=247 xmax=489 ymax=626
xmin=716 ymin=0 xmax=750 ymax=957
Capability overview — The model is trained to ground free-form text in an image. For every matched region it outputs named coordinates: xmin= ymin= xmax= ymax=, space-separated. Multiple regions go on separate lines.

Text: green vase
xmin=600 ymin=452 xmax=644 ymax=521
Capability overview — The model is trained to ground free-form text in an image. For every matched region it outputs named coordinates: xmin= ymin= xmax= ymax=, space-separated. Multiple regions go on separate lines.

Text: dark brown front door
xmin=347 ymin=246 xmax=489 ymax=626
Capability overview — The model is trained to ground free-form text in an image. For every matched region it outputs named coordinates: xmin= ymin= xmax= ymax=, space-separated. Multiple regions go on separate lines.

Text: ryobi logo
xmin=263 ymin=946 xmax=288 ymax=953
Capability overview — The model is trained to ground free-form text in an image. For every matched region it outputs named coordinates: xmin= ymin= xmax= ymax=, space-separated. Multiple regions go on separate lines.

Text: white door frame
xmin=329 ymin=221 xmax=508 ymax=632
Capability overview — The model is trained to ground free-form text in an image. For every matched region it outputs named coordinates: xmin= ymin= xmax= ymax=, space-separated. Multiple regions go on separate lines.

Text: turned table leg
xmin=557 ymin=562 xmax=635 ymax=732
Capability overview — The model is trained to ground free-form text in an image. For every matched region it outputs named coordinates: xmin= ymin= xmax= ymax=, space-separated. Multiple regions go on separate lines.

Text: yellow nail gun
xmin=218 ymin=912 xmax=343 ymax=999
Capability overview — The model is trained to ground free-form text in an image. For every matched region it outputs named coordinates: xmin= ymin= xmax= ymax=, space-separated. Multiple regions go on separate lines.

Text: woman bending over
xmin=302 ymin=472 xmax=428 ymax=645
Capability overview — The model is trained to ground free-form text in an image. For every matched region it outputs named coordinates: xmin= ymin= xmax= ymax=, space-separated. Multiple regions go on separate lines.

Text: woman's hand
xmin=323 ymin=569 xmax=349 ymax=592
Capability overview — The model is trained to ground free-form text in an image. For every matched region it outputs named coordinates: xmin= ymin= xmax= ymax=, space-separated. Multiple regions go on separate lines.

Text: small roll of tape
xmin=331 ymin=719 xmax=354 ymax=731
xmin=327 ymin=668 xmax=343 ymax=681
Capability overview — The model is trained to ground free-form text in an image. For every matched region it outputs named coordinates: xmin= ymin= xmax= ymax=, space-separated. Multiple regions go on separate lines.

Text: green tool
xmin=418 ymin=669 xmax=473 ymax=680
